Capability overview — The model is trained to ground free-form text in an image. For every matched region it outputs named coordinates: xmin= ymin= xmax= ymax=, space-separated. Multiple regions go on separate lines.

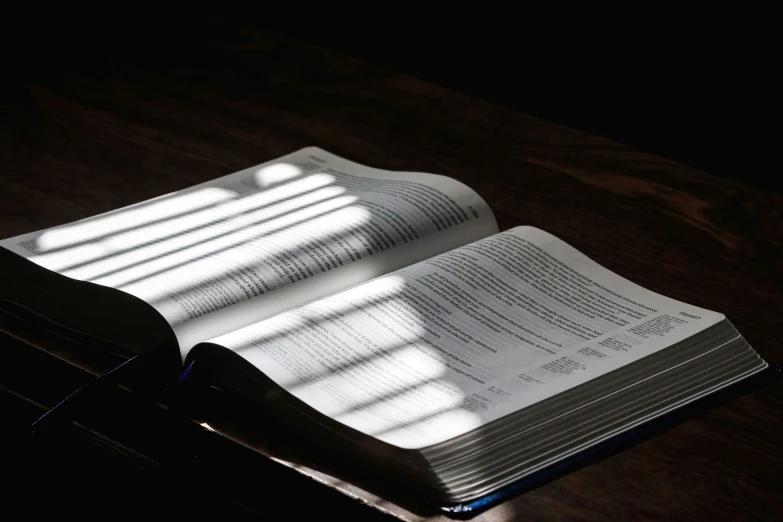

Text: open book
xmin=0 ymin=147 xmax=767 ymax=509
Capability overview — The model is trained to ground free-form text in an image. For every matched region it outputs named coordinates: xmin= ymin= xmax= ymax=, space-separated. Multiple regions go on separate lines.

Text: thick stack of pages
xmin=413 ymin=317 xmax=760 ymax=501
xmin=196 ymin=227 xmax=765 ymax=504
xmin=1 ymin=147 xmax=766 ymax=505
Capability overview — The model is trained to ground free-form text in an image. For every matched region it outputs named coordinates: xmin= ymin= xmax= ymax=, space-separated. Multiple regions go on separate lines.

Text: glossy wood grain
xmin=1 ymin=30 xmax=781 ymax=521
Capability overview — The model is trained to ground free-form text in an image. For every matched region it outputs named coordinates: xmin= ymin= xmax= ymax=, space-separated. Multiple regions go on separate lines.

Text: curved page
xmin=208 ymin=227 xmax=743 ymax=449
xmin=1 ymin=147 xmax=497 ymax=358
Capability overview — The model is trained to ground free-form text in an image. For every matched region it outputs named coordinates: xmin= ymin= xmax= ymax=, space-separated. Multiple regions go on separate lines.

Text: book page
xmin=208 ymin=226 xmax=727 ymax=449
xmin=0 ymin=147 xmax=497 ymax=357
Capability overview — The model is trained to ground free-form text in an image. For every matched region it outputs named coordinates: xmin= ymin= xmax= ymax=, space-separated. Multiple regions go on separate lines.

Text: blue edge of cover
xmin=438 ymin=362 xmax=782 ymax=518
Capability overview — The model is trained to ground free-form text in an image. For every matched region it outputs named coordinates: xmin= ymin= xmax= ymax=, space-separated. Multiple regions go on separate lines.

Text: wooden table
xmin=1 ymin=30 xmax=781 ymax=521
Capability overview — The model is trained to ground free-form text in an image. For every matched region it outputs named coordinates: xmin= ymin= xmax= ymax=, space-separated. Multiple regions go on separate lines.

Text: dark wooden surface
xmin=1 ymin=29 xmax=782 ymax=521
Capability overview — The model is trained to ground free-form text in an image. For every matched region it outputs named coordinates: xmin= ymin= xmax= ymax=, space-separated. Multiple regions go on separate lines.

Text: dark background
xmin=296 ymin=29 xmax=779 ymax=195
xmin=4 ymin=16 xmax=779 ymax=192
xmin=4 ymin=16 xmax=783 ymax=192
